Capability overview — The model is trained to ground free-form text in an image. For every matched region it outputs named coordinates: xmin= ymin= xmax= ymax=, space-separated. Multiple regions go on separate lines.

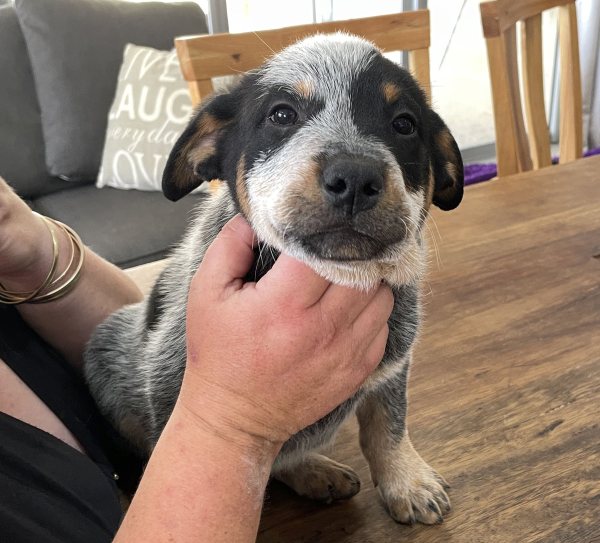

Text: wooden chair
xmin=480 ymin=0 xmax=582 ymax=177
xmin=175 ymin=10 xmax=431 ymax=107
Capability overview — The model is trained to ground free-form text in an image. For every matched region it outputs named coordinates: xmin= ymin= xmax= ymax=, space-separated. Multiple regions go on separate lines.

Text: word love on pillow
xmin=97 ymin=44 xmax=204 ymax=192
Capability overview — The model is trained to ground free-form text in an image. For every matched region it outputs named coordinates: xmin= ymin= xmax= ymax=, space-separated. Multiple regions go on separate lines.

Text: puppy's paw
xmin=374 ymin=438 xmax=450 ymax=525
xmin=273 ymin=453 xmax=361 ymax=504
xmin=380 ymin=466 xmax=450 ymax=525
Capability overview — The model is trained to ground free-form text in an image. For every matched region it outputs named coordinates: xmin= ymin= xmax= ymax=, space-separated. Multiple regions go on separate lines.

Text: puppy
xmin=84 ymin=33 xmax=463 ymax=525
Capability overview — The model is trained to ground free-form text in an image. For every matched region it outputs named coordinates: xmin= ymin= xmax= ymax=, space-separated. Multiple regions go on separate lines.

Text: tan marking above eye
xmin=294 ymin=79 xmax=313 ymax=99
xmin=383 ymin=82 xmax=401 ymax=103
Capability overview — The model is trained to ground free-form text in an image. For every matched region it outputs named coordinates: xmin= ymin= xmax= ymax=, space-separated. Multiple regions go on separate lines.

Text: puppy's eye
xmin=393 ymin=115 xmax=416 ymax=135
xmin=269 ymin=106 xmax=298 ymax=125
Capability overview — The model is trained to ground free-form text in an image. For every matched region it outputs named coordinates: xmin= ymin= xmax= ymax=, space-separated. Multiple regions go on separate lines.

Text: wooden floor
xmin=256 ymin=157 xmax=600 ymax=542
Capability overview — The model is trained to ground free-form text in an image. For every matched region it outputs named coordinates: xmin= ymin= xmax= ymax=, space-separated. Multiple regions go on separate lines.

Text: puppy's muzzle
xmin=321 ymin=157 xmax=384 ymax=217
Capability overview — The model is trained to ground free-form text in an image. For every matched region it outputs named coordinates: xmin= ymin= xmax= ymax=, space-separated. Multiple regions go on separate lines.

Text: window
xmin=220 ymin=0 xmax=559 ymax=156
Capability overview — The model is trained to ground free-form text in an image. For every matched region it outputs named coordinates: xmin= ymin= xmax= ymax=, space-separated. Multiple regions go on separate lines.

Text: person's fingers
xmin=350 ymin=283 xmax=394 ymax=357
xmin=354 ymin=283 xmax=394 ymax=327
xmin=317 ymin=283 xmax=381 ymax=328
xmin=194 ymin=215 xmax=257 ymax=297
xmin=358 ymin=324 xmax=390 ymax=378
xmin=256 ymin=252 xmax=331 ymax=308
xmin=333 ymin=324 xmax=389 ymax=406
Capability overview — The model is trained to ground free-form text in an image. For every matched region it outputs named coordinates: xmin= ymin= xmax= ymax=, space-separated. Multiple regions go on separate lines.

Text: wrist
xmin=172 ymin=398 xmax=283 ymax=465
xmin=115 ymin=395 xmax=278 ymax=543
xmin=1 ymin=213 xmax=72 ymax=293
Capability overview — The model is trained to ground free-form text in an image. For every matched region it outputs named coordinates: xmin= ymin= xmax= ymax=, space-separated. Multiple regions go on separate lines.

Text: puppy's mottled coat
xmin=84 ymin=33 xmax=463 ymax=525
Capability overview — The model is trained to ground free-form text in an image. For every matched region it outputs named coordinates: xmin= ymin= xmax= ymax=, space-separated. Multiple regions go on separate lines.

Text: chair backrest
xmin=175 ymin=10 xmax=431 ymax=107
xmin=480 ymin=0 xmax=582 ymax=177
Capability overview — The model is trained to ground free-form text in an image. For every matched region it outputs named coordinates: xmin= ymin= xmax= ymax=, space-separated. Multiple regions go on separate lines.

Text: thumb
xmin=192 ymin=214 xmax=257 ymax=299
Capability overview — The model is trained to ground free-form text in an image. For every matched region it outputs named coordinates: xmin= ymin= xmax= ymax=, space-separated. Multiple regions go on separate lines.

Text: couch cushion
xmin=32 ymin=186 xmax=205 ymax=268
xmin=0 ymin=5 xmax=78 ymax=198
xmin=14 ymin=0 xmax=208 ymax=182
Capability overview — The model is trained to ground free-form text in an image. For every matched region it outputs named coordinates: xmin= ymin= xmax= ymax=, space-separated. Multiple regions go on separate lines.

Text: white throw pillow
xmin=97 ymin=44 xmax=210 ymax=192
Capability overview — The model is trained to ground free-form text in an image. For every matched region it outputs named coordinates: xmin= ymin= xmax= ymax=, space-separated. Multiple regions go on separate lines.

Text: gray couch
xmin=0 ymin=0 xmax=209 ymax=268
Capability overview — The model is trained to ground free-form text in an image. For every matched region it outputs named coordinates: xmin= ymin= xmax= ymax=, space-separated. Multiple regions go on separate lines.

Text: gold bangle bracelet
xmin=0 ymin=213 xmax=59 ymax=304
xmin=49 ymin=224 xmax=75 ymax=287
xmin=0 ymin=213 xmax=86 ymax=305
xmin=28 ymin=219 xmax=86 ymax=304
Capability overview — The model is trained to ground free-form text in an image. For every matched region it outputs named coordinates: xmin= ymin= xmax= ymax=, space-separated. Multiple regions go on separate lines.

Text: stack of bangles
xmin=0 ymin=212 xmax=85 ymax=305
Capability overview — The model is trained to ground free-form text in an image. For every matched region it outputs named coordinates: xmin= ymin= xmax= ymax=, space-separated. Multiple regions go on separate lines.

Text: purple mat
xmin=463 ymin=146 xmax=600 ymax=185
xmin=463 ymin=162 xmax=497 ymax=185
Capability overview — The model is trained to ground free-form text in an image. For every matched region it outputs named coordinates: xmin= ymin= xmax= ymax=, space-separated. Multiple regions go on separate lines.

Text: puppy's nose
xmin=322 ymin=160 xmax=384 ymax=216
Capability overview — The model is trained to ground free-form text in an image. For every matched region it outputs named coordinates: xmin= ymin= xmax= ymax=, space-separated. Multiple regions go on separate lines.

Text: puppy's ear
xmin=162 ymin=92 xmax=237 ymax=201
xmin=429 ymin=112 xmax=464 ymax=211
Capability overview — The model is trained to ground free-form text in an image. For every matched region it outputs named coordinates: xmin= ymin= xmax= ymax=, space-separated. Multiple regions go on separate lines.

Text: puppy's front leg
xmin=272 ymin=452 xmax=361 ymax=504
xmin=357 ymin=356 xmax=450 ymax=525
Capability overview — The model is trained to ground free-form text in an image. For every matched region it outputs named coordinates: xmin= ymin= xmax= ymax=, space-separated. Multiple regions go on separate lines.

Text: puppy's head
xmin=163 ymin=34 xmax=463 ymax=288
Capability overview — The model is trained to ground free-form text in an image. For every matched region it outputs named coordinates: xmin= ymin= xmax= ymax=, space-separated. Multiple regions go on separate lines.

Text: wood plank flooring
xmin=257 ymin=157 xmax=600 ymax=542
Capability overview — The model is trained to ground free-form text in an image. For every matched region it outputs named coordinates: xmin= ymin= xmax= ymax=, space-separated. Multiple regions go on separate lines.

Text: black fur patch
xmin=219 ymin=83 xmax=326 ymax=201
xmin=351 ymin=56 xmax=430 ymax=194
xmin=350 ymin=54 xmax=463 ymax=210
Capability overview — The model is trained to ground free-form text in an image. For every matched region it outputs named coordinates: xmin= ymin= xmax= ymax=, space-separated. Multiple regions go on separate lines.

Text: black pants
xmin=0 ymin=305 xmax=143 ymax=543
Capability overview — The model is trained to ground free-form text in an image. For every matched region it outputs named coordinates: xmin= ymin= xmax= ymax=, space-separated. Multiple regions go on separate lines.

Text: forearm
xmin=114 ymin=403 xmax=280 ymax=543
xmin=1 ymin=213 xmax=142 ymax=370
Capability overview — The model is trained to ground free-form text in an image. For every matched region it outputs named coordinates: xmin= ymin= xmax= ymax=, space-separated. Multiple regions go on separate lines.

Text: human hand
xmin=178 ymin=215 xmax=394 ymax=453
